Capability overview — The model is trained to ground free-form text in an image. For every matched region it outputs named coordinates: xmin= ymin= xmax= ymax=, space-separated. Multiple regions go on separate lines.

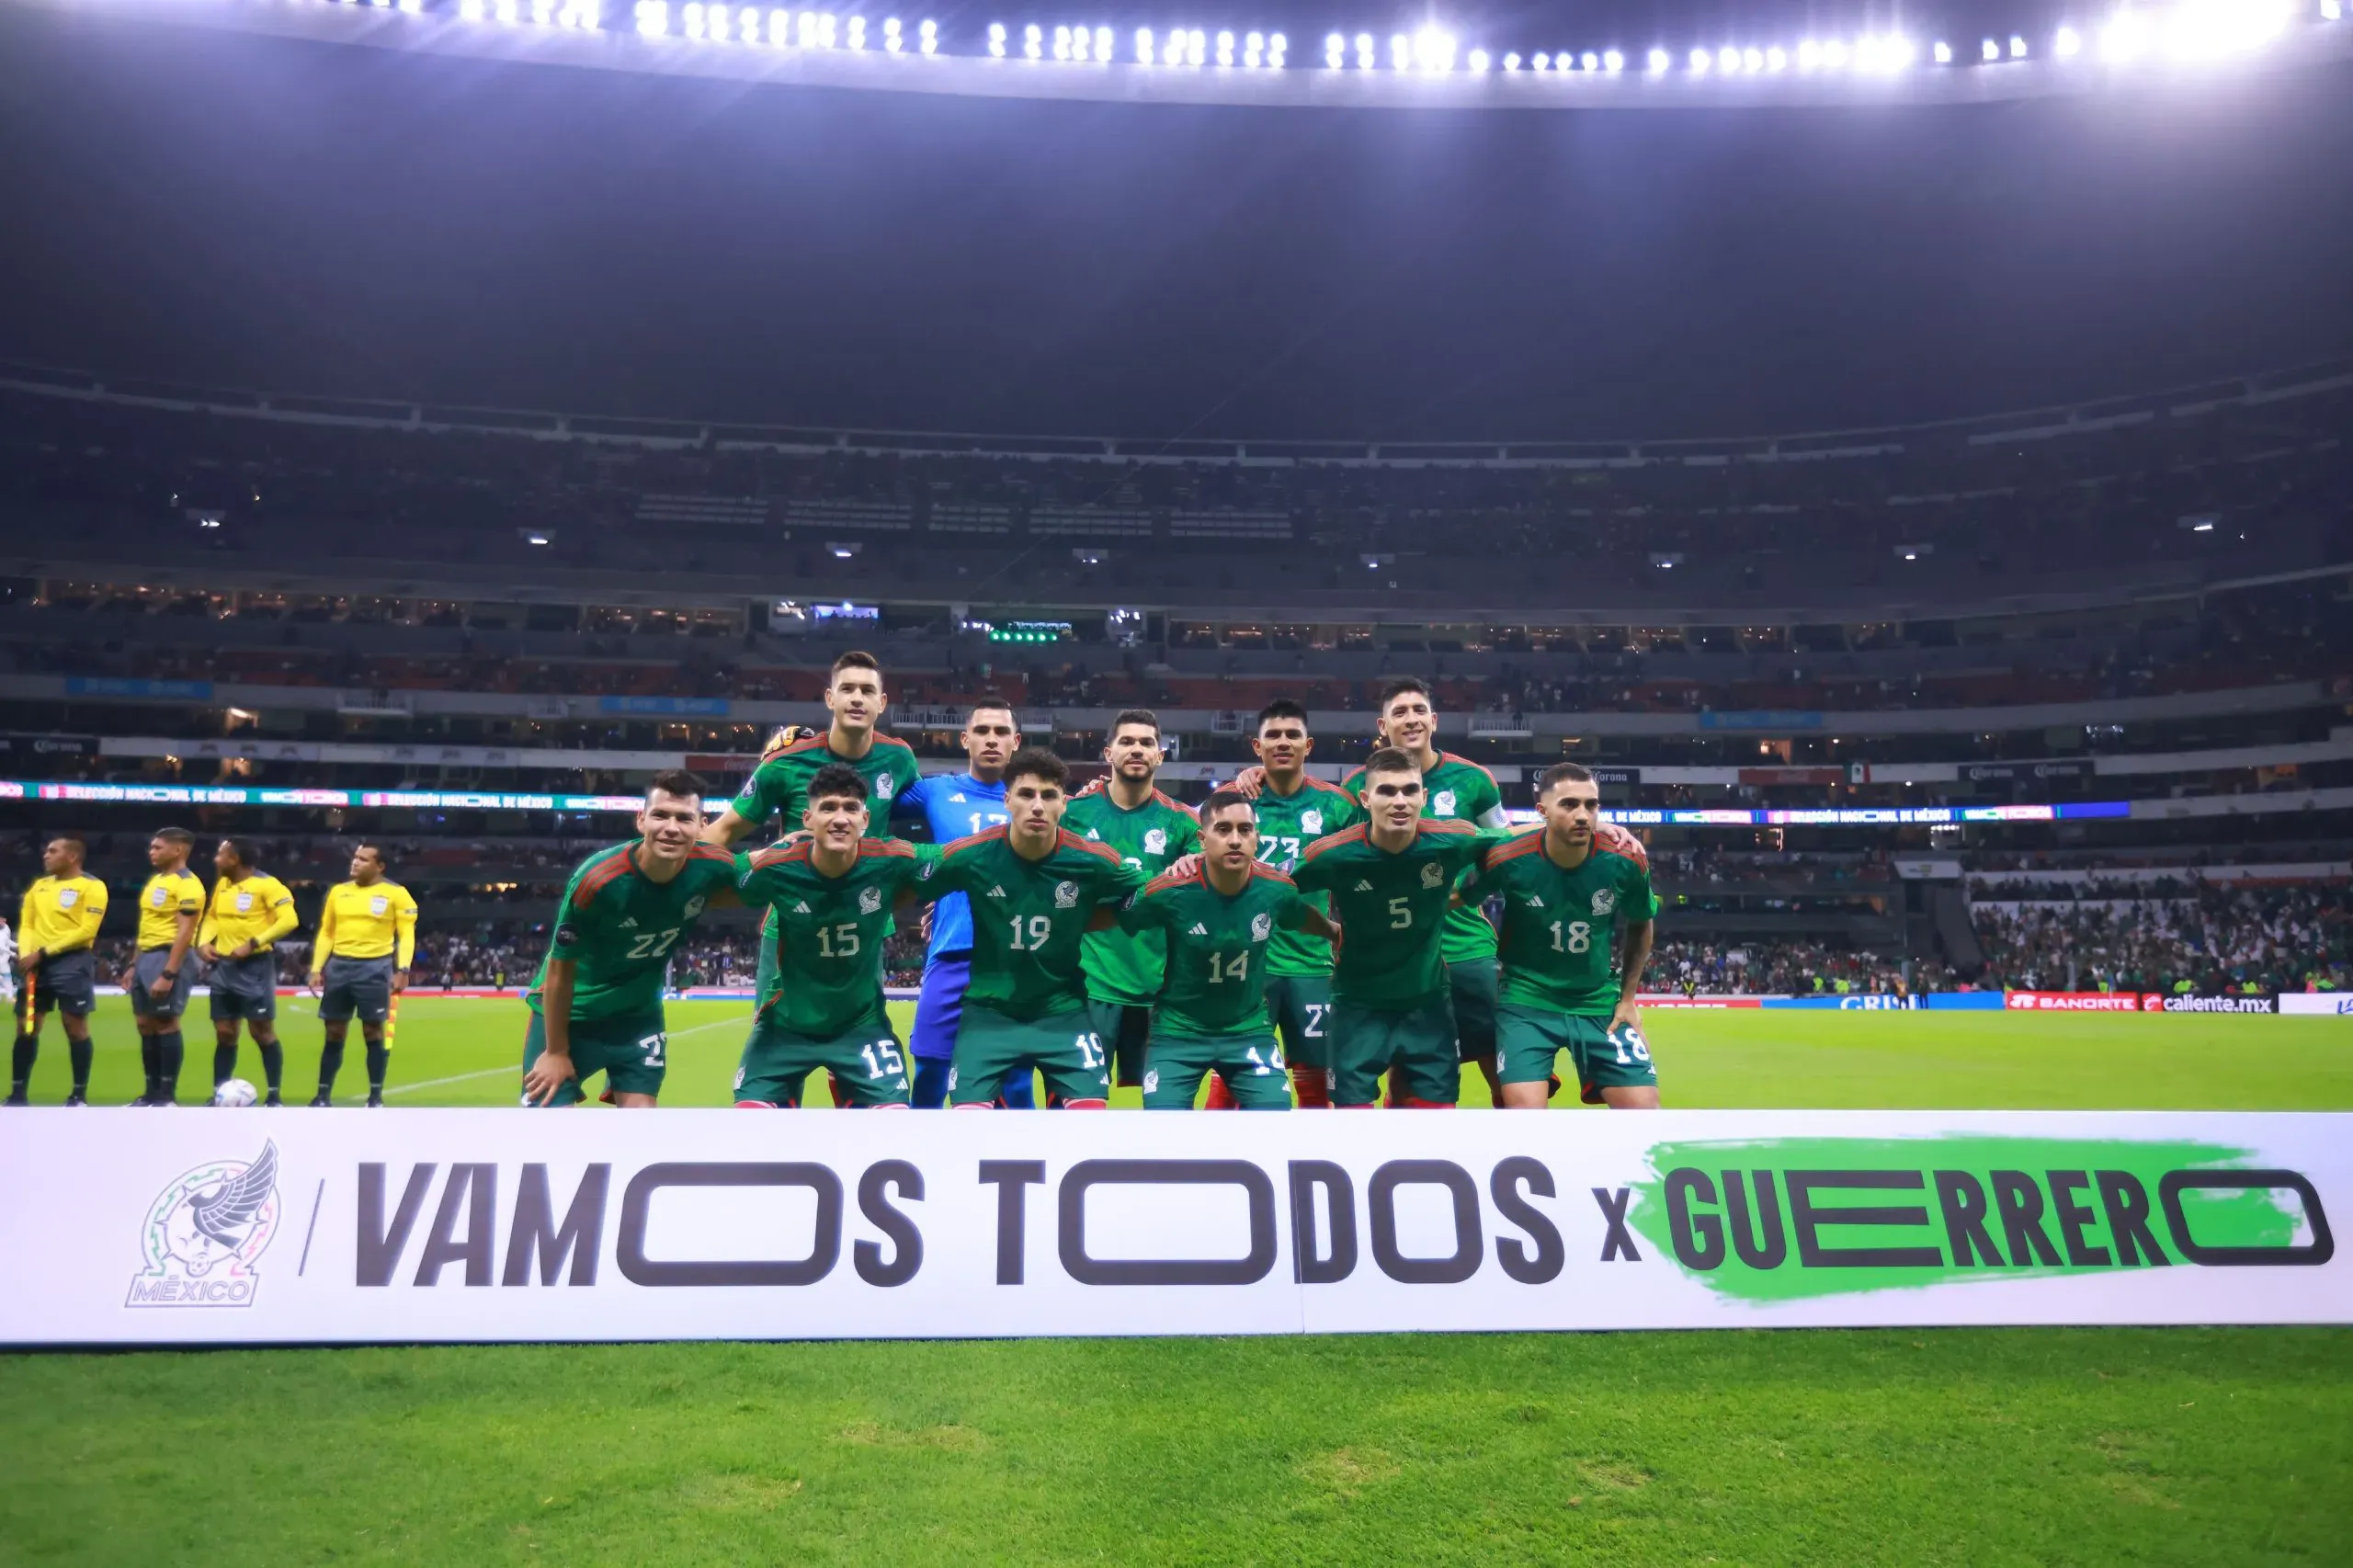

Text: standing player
xmin=197 ymin=839 xmax=299 ymax=1105
xmin=891 ymin=701 xmax=1029 ymax=1108
xmin=1469 ymin=763 xmax=1661 ymax=1108
xmin=915 ymin=748 xmax=1148 ymax=1108
xmin=8 ymin=835 xmax=108 ymax=1106
xmin=125 ymin=827 xmax=203 ymax=1106
xmin=1062 ymin=710 xmax=1199 ymax=1093
xmin=305 ymin=843 xmax=419 ymax=1108
xmin=733 ymin=764 xmax=938 ymax=1108
xmin=702 ymin=653 xmax=917 ymax=1006
xmin=1291 ymin=749 xmax=1505 ymax=1108
xmin=1341 ymin=678 xmax=1510 ymax=1098
xmin=1120 ymin=791 xmax=1334 ymax=1108
xmin=522 ymin=771 xmax=739 ymax=1108
xmin=1233 ymin=699 xmax=1359 ymax=1108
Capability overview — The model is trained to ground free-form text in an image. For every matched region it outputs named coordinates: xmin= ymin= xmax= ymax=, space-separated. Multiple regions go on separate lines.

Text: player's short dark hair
xmin=153 ymin=826 xmax=195 ymax=849
xmin=806 ymin=763 xmax=871 ymax=808
xmin=966 ymin=701 xmax=1019 ymax=728
xmin=48 ymin=835 xmax=86 ymax=859
xmin=353 ymin=841 xmax=389 ymax=866
xmin=646 ymin=768 xmax=707 ymax=803
xmin=1538 ymin=762 xmax=1597 ymax=798
xmin=1363 ymin=746 xmax=1418 ymax=778
xmin=1256 ymin=699 xmax=1310 ymax=733
xmin=1109 ymin=708 xmax=1161 ymax=738
xmin=216 ymin=836 xmax=256 ymax=866
xmin=1200 ymin=790 xmax=1255 ymax=823
xmin=1004 ymin=747 xmax=1069 ymax=790
xmin=1377 ymin=676 xmax=1431 ymax=711
xmin=830 ymin=650 xmax=882 ymax=682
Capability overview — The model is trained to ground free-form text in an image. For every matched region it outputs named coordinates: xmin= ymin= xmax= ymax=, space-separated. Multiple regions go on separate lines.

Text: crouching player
xmin=732 ymin=763 xmax=936 ymax=1108
xmin=521 ymin=770 xmax=739 ymax=1108
xmin=1290 ymin=747 xmax=1506 ymax=1108
xmin=1468 ymin=762 xmax=1660 ymax=1108
xmin=915 ymin=748 xmax=1147 ymax=1108
xmin=1120 ymin=790 xmax=1335 ymax=1108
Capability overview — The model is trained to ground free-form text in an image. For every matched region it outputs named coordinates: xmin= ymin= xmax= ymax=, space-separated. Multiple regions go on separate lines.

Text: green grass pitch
xmin=5 ymin=996 xmax=2349 ymax=1563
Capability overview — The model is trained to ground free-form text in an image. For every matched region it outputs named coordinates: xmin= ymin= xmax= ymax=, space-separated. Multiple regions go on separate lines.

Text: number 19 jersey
xmin=918 ymin=828 xmax=1147 ymax=1020
xmin=528 ymin=842 xmax=740 ymax=1020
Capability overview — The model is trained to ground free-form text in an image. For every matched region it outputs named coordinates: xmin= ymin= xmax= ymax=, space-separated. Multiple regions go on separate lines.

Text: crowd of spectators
xmin=1647 ymin=940 xmax=1953 ymax=997
xmin=1971 ymin=886 xmax=2351 ymax=996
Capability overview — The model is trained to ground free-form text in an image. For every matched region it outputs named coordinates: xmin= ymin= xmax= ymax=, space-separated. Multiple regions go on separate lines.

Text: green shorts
xmin=1086 ymin=998 xmax=1154 ymax=1089
xmin=735 ymin=1007 xmax=910 ymax=1108
xmin=1449 ymin=958 xmax=1500 ymax=1062
xmin=952 ymin=1002 xmax=1111 ymax=1107
xmin=1495 ymin=1005 xmax=1658 ymax=1097
xmin=1327 ymin=994 xmax=1460 ymax=1108
xmin=521 ymin=1006 xmax=668 ymax=1107
xmin=1263 ymin=973 xmax=1334 ymax=1070
xmin=1143 ymin=1030 xmax=1292 ymax=1109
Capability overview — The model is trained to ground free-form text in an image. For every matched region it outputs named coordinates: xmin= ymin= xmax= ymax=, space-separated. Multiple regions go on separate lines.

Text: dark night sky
xmin=3 ymin=7 xmax=2349 ymax=440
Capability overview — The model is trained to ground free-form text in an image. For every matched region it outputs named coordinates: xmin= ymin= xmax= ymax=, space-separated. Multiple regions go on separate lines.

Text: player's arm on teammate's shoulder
xmin=1281 ymin=892 xmax=1338 ymax=944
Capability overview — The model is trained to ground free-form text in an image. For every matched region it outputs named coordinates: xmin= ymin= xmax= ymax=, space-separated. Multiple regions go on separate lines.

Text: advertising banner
xmin=2140 ymin=994 xmax=2277 ymax=1015
xmin=2 ymin=1110 xmax=2343 ymax=1346
xmin=2280 ymin=994 xmax=2353 ymax=1017
xmin=2005 ymin=991 xmax=2145 ymax=1012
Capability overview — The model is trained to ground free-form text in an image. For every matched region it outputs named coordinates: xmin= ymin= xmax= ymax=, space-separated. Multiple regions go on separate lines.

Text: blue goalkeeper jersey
xmin=892 ymin=771 xmax=1008 ymax=960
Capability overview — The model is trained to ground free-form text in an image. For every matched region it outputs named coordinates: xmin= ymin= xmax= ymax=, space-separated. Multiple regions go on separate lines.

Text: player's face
xmin=1202 ymin=806 xmax=1259 ymax=872
xmin=963 ymin=709 xmax=1017 ymax=776
xmin=1541 ymin=782 xmax=1601 ymax=846
xmin=1253 ymin=717 xmax=1313 ymax=774
xmin=804 ymin=791 xmax=870 ymax=852
xmin=826 ymin=666 xmax=884 ymax=733
xmin=1005 ymin=776 xmax=1067 ymax=847
xmin=1379 ymin=692 xmax=1435 ymax=756
xmin=638 ymin=790 xmax=703 ymax=866
xmin=42 ymin=839 xmax=75 ymax=876
xmin=1105 ymin=723 xmax=1161 ymax=782
xmin=213 ymin=841 xmax=242 ymax=879
xmin=350 ymin=846 xmax=384 ymax=883
xmin=147 ymin=835 xmax=177 ymax=869
xmin=1362 ymin=770 xmax=1425 ymax=834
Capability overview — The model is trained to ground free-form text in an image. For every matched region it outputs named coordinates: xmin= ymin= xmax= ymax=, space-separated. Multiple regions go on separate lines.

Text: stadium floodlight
xmin=1096 ymin=25 xmax=1112 ymax=60
xmin=1603 ymin=49 xmax=1623 ymax=71
xmin=1767 ymin=46 xmax=1787 ymax=70
xmin=919 ymin=17 xmax=936 ymax=52
xmin=1415 ymin=27 xmax=1457 ymax=72
xmin=2054 ymin=25 xmax=2081 ymax=56
xmin=1933 ymin=39 xmax=1952 ymax=62
xmin=497 ymin=0 xmax=520 ymax=21
xmin=1325 ymin=31 xmax=1343 ymax=66
xmin=400 ymin=0 xmax=422 ymax=11
xmin=1024 ymin=21 xmax=1040 ymax=58
xmin=1983 ymin=38 xmax=2001 ymax=60
xmin=1824 ymin=38 xmax=1848 ymax=66
xmin=2101 ymin=9 xmax=2148 ymax=60
xmin=1718 ymin=46 xmax=1741 ymax=73
xmin=1268 ymin=31 xmax=1285 ymax=64
xmin=1532 ymin=51 xmax=1550 ymax=69
xmin=1216 ymin=28 xmax=1234 ymax=66
xmin=1355 ymin=32 xmax=1374 ymax=67
xmin=1743 ymin=46 xmax=1763 ymax=71
xmin=882 ymin=15 xmax=901 ymax=51
xmin=1142 ymin=26 xmax=1159 ymax=63
xmin=2010 ymin=34 xmax=2029 ymax=57
xmin=1391 ymin=33 xmax=1410 ymax=69
xmin=846 ymin=13 xmax=864 ymax=48
xmin=1648 ymin=46 xmax=1671 ymax=72
xmin=1245 ymin=30 xmax=1264 ymax=67
xmin=680 ymin=1 xmax=701 ymax=37
xmin=987 ymin=19 xmax=1005 ymax=55
xmin=2326 ymin=0 xmax=2344 ymax=20
xmin=1583 ymin=50 xmax=1600 ymax=71
xmin=1468 ymin=48 xmax=1489 ymax=72
xmin=1797 ymin=39 xmax=1820 ymax=68
xmin=634 ymin=0 xmax=666 ymax=32
xmin=1689 ymin=47 xmax=1711 ymax=73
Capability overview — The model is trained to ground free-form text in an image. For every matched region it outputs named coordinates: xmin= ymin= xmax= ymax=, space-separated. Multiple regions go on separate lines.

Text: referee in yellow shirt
xmin=306 ymin=843 xmax=418 ymax=1107
xmin=197 ymin=837 xmax=299 ymax=1106
xmin=8 ymin=836 xmax=108 ymax=1106
xmin=123 ymin=826 xmax=204 ymax=1106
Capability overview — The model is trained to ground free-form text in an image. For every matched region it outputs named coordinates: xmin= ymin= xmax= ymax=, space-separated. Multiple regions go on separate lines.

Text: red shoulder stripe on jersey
xmin=1151 ymin=788 xmax=1197 ymax=819
xmin=1302 ymin=775 xmax=1355 ymax=797
xmin=1245 ymin=863 xmax=1298 ymax=888
xmin=688 ymin=844 xmax=737 ymax=864
xmin=1482 ymin=828 xmax=1549 ymax=865
xmin=749 ymin=842 xmax=813 ymax=869
xmin=1142 ymin=867 xmax=1202 ymax=896
xmin=1438 ymin=751 xmax=1499 ymax=781
xmin=874 ymin=734 xmax=919 ymax=755
xmin=860 ymin=838 xmax=916 ymax=858
xmin=1058 ymin=829 xmax=1126 ymax=863
xmin=940 ymin=825 xmax=1009 ymax=858
xmin=770 ymin=734 xmax=831 ymax=760
xmin=1594 ymin=821 xmax=1651 ymax=871
xmin=572 ymin=846 xmax=638 ymax=904
xmin=1299 ymin=824 xmax=1368 ymax=861
xmin=1417 ymin=817 xmax=1476 ymax=835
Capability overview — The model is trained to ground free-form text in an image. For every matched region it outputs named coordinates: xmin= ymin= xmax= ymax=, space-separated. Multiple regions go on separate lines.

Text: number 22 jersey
xmin=527 ymin=842 xmax=740 ymax=1020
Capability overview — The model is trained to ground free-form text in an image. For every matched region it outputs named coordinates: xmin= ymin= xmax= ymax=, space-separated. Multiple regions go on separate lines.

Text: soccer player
xmin=1342 ymin=678 xmax=1510 ymax=1099
xmin=1468 ymin=763 xmax=1661 ymax=1108
xmin=306 ymin=843 xmax=419 ymax=1107
xmin=1236 ymin=699 xmax=1359 ymax=1108
xmin=891 ymin=701 xmax=1030 ymax=1108
xmin=124 ymin=826 xmax=203 ymax=1106
xmin=733 ymin=763 xmax=937 ymax=1108
xmin=198 ymin=838 xmax=299 ymax=1105
xmin=523 ymin=771 xmax=739 ymax=1108
xmin=1120 ymin=790 xmax=1335 ymax=1108
xmin=915 ymin=747 xmax=1148 ymax=1108
xmin=8 ymin=835 xmax=108 ymax=1106
xmin=703 ymin=653 xmax=918 ymax=1007
xmin=1062 ymin=710 xmax=1200 ymax=1091
xmin=1290 ymin=748 xmax=1504 ymax=1108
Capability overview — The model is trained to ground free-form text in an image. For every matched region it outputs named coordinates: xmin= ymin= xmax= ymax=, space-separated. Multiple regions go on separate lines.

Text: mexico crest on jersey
xmin=1591 ymin=887 xmax=1618 ymax=916
xmin=1420 ymin=861 xmax=1445 ymax=889
xmin=859 ymin=885 xmax=883 ymax=915
xmin=1433 ymin=790 xmax=1458 ymax=816
xmin=1143 ymin=828 xmax=1168 ymax=856
xmin=683 ymin=895 xmax=708 ymax=918
xmin=875 ymin=773 xmax=896 ymax=799
xmin=1054 ymin=881 xmax=1079 ymax=909
xmin=1251 ymin=912 xmax=1272 ymax=941
xmin=1301 ymin=809 xmax=1324 ymax=835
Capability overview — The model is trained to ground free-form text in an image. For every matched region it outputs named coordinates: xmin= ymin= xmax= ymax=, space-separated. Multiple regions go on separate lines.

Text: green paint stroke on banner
xmin=1631 ymin=1135 xmax=2316 ymax=1302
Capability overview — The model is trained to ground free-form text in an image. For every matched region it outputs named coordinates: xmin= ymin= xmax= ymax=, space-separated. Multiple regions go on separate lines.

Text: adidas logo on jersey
xmin=791 ymin=901 xmax=812 ymax=915
xmin=618 ymin=917 xmax=639 ymax=929
xmin=988 ymin=886 xmax=1007 ymax=898
xmin=949 ymin=793 xmax=966 ymax=803
xmin=1525 ymin=894 xmax=1545 ymax=909
xmin=1353 ymin=880 xmax=1375 ymax=892
xmin=1188 ymin=923 xmax=1209 ymax=936
xmin=1086 ymin=829 xmax=1102 ymax=841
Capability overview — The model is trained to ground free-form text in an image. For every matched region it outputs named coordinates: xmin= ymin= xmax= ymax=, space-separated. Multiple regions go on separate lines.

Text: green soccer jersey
xmin=527 ymin=842 xmax=739 ymax=1021
xmin=1341 ymin=751 xmax=1506 ymax=965
xmin=1291 ymin=820 xmax=1503 ymax=1010
xmin=919 ymin=827 xmax=1148 ymax=1020
xmin=734 ymin=837 xmax=938 ymax=1038
xmin=732 ymin=732 xmax=919 ymax=841
xmin=1468 ymin=824 xmax=1660 ymax=1015
xmin=1120 ymin=866 xmax=1316 ymax=1036
xmin=1248 ymin=774 xmax=1362 ymax=978
xmin=1062 ymin=787 xmax=1201 ymax=1006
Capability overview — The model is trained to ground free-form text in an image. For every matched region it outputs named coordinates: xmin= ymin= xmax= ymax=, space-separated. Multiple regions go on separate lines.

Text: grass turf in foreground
xmin=2 ymin=1329 xmax=2347 ymax=1565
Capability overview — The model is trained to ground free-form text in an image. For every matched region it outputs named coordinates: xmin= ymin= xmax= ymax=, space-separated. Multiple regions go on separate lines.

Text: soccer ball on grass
xmin=211 ymin=1078 xmax=259 ymax=1108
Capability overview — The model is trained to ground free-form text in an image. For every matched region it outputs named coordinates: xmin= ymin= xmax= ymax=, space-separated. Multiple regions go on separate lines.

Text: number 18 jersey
xmin=527 ymin=842 xmax=739 ymax=1021
xmin=1468 ymin=825 xmax=1659 ymax=1015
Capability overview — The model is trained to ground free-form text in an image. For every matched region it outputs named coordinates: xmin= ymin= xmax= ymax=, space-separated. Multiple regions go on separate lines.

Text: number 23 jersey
xmin=527 ymin=842 xmax=740 ymax=1020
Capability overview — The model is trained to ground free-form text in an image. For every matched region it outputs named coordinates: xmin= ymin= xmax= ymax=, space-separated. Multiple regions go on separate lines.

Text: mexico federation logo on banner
xmin=126 ymin=1142 xmax=281 ymax=1309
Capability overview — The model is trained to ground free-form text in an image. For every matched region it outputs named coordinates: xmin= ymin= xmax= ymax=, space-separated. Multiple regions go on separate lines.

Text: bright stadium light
xmin=1743 ymin=46 xmax=1763 ymax=71
xmin=2102 ymin=9 xmax=2148 ymax=59
xmin=846 ymin=13 xmax=864 ymax=48
xmin=987 ymin=19 xmax=1005 ymax=55
xmin=2054 ymin=25 xmax=2082 ymax=56
xmin=1717 ymin=46 xmax=1739 ymax=73
xmin=1689 ymin=47 xmax=1711 ymax=73
xmin=1824 ymin=38 xmax=1848 ymax=67
xmin=680 ymin=1 xmax=702 ymax=38
xmin=1532 ymin=51 xmax=1550 ymax=69
xmin=1051 ymin=23 xmax=1067 ymax=61
xmin=1216 ymin=28 xmax=1234 ymax=66
xmin=918 ymin=17 xmax=937 ymax=53
xmin=2010 ymin=34 xmax=2029 ymax=57
xmin=1245 ymin=29 xmax=1264 ymax=67
xmin=1983 ymin=38 xmax=2001 ymax=60
xmin=1503 ymin=51 xmax=1520 ymax=71
xmin=881 ymin=16 xmax=900 ymax=51
xmin=1324 ymin=30 xmax=1343 ymax=66
xmin=1797 ymin=39 xmax=1820 ymax=68
xmin=2325 ymin=0 xmax=2344 ymax=20
xmin=1023 ymin=22 xmax=1040 ymax=58
xmin=1648 ymin=46 xmax=1671 ymax=72
xmin=1096 ymin=25 xmax=1112 ymax=60
xmin=1415 ymin=27 xmax=1457 ymax=72
xmin=1933 ymin=39 xmax=1952 ymax=62
xmin=766 ymin=7 xmax=788 ymax=44
xmin=1468 ymin=48 xmax=1489 ymax=72
xmin=1603 ymin=49 xmax=1623 ymax=71
xmin=1391 ymin=33 xmax=1410 ymax=69
xmin=1582 ymin=50 xmax=1599 ymax=71
xmin=634 ymin=0 xmax=667 ymax=34
xmin=1767 ymin=46 xmax=1787 ymax=70
xmin=1143 ymin=27 xmax=1160 ymax=63
xmin=1355 ymin=32 xmax=1374 ymax=67
xmin=1269 ymin=31 xmax=1286 ymax=64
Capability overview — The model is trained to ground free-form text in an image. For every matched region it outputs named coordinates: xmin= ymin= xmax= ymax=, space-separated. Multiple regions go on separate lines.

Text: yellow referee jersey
xmin=309 ymin=880 xmax=419 ymax=975
xmin=135 ymin=869 xmax=206 ymax=950
xmin=199 ymin=872 xmax=299 ymax=953
xmin=18 ymin=874 xmax=108 ymax=957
